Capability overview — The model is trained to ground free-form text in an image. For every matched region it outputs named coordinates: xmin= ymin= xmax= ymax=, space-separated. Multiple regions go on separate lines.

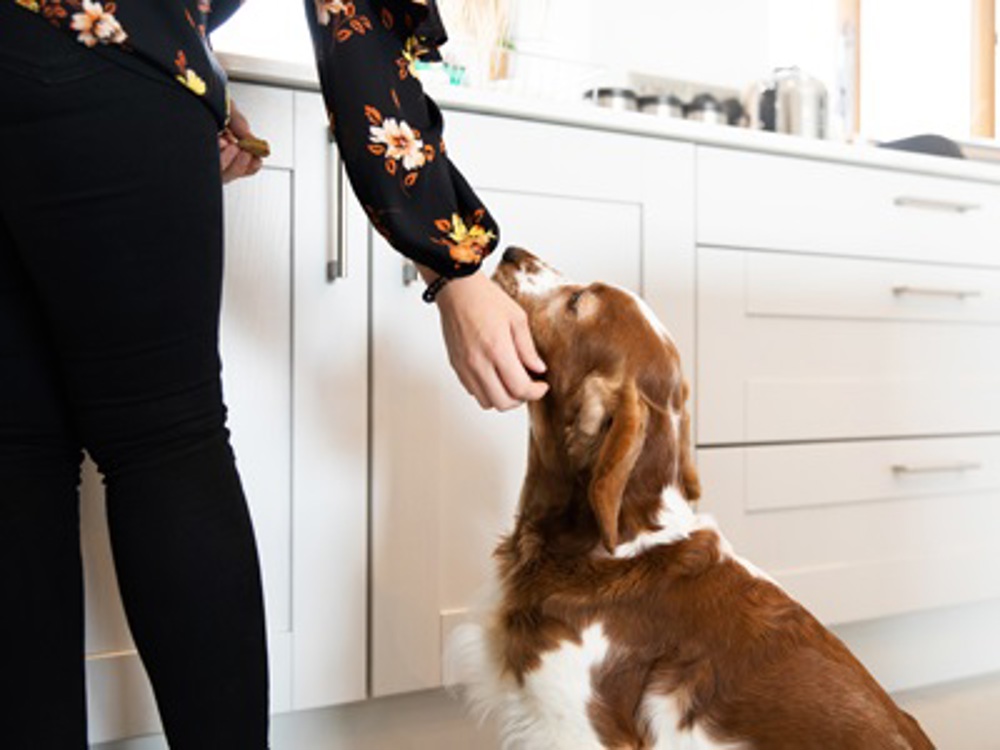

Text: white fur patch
xmin=613 ymin=486 xmax=714 ymax=559
xmin=514 ymin=264 xmax=568 ymax=298
xmin=611 ymin=489 xmax=780 ymax=589
xmin=519 ymin=623 xmax=610 ymax=749
xmin=448 ymin=620 xmax=611 ymax=750
xmin=644 ymin=692 xmax=749 ymax=749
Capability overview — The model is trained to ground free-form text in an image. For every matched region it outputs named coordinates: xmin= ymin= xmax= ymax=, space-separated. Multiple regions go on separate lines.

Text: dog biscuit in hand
xmin=237 ymin=136 xmax=271 ymax=159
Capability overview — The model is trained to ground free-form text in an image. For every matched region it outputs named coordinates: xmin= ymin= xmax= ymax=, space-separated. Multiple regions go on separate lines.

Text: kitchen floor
xmin=97 ymin=671 xmax=1000 ymax=750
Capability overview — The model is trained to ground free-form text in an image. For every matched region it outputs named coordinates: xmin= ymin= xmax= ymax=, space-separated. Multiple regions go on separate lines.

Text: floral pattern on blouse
xmin=306 ymin=0 xmax=499 ymax=276
xmin=69 ymin=0 xmax=126 ymax=46
xmin=15 ymin=0 xmax=233 ymax=117
xmin=10 ymin=0 xmax=500 ymax=277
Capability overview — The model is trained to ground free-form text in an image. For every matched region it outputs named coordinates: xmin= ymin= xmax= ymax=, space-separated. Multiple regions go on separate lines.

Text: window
xmin=210 ymin=0 xmax=314 ymax=66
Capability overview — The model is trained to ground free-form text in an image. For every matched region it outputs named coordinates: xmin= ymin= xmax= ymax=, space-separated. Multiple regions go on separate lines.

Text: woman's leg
xmin=0 ymin=7 xmax=269 ymax=748
xmin=0 ymin=215 xmax=88 ymax=748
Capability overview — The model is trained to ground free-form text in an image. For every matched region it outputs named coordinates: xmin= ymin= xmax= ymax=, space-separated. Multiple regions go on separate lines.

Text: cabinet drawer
xmin=699 ymin=436 xmax=1000 ymax=625
xmin=745 ymin=251 xmax=1000 ymax=324
xmin=697 ymin=247 xmax=1000 ymax=444
xmin=697 ymin=147 xmax=1000 ymax=267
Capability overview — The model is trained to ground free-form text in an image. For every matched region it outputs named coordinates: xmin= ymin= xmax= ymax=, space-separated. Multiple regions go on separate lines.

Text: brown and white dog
xmin=447 ymin=248 xmax=934 ymax=750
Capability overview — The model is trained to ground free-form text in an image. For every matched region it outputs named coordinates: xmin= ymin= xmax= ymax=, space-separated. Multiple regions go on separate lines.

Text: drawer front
xmin=697 ymin=147 xmax=1000 ymax=267
xmin=745 ymin=251 xmax=1000 ymax=324
xmin=699 ymin=437 xmax=1000 ymax=625
xmin=697 ymin=247 xmax=1000 ymax=444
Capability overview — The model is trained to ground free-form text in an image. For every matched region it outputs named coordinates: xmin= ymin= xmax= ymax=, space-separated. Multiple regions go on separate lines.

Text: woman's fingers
xmin=220 ymin=101 xmax=266 ymax=183
xmin=222 ymin=148 xmax=255 ymax=184
xmin=494 ymin=335 xmax=548 ymax=405
xmin=436 ymin=272 xmax=548 ymax=411
xmin=511 ymin=314 xmax=547 ymax=377
xmin=220 ymin=142 xmax=240 ymax=173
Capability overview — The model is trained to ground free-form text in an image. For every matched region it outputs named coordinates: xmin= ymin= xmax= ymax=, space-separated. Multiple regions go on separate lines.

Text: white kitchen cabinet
xmin=694 ymin=141 xmax=1000 ymax=632
xmin=288 ymin=88 xmax=370 ymax=712
xmin=370 ymin=114 xmax=695 ymax=696
xmin=82 ymin=83 xmax=369 ymax=744
xmin=698 ymin=439 xmax=1000 ymax=625
xmin=697 ymin=247 xmax=1000 ymax=445
xmin=697 ymin=147 xmax=1000 ymax=267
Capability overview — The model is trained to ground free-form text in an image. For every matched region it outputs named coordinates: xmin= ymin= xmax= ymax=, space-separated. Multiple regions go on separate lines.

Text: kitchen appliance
xmin=744 ymin=67 xmax=828 ymax=138
xmin=684 ymin=93 xmax=727 ymax=125
xmin=637 ymin=93 xmax=685 ymax=118
xmin=583 ymin=87 xmax=638 ymax=112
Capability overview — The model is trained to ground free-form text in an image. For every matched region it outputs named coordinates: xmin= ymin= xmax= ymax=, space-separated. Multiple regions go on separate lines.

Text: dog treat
xmin=236 ymin=135 xmax=271 ymax=158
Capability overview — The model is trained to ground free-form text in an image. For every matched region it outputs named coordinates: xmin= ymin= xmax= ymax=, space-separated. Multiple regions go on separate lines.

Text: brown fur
xmin=489 ymin=248 xmax=934 ymax=750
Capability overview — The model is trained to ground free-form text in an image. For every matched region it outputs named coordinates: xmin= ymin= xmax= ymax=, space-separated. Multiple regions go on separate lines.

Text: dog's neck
xmin=511 ymin=437 xmax=696 ymax=561
xmin=608 ymin=484 xmax=700 ymax=559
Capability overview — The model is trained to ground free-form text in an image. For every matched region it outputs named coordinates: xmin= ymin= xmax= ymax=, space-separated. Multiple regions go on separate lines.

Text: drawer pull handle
xmin=893 ymin=196 xmax=981 ymax=214
xmin=892 ymin=285 xmax=982 ymax=300
xmin=891 ymin=462 xmax=983 ymax=475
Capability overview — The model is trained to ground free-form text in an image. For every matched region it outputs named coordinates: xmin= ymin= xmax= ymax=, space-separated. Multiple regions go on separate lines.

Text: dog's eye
xmin=567 ymin=290 xmax=584 ymax=312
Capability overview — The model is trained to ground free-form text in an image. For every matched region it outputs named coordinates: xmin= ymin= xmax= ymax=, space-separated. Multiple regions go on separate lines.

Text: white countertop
xmin=218 ymin=52 xmax=1000 ymax=185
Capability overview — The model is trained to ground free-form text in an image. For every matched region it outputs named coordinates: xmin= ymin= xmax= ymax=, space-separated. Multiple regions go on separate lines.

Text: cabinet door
xmin=83 ymin=83 xmax=296 ymax=743
xmin=370 ymin=114 xmax=695 ymax=696
xmin=288 ymin=90 xmax=369 ymax=710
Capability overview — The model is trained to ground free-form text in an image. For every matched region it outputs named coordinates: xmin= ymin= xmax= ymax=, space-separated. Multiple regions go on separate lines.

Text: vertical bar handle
xmin=402 ymin=260 xmax=420 ymax=286
xmin=327 ymin=130 xmax=348 ymax=282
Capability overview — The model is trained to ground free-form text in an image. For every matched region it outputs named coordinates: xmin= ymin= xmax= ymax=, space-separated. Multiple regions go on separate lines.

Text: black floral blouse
xmin=11 ymin=0 xmax=499 ymax=278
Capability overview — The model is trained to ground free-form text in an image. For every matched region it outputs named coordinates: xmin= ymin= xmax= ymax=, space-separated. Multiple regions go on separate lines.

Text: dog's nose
xmin=502 ymin=246 xmax=529 ymax=265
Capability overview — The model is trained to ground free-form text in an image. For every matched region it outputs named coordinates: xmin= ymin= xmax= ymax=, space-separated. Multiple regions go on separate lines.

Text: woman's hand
xmin=433 ymin=271 xmax=549 ymax=411
xmin=219 ymin=103 xmax=264 ymax=184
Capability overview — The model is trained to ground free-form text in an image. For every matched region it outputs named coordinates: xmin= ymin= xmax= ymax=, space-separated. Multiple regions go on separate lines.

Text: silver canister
xmin=583 ymin=88 xmax=638 ymax=112
xmin=684 ymin=93 xmax=727 ymax=125
xmin=746 ymin=67 xmax=828 ymax=138
xmin=773 ymin=67 xmax=827 ymax=139
xmin=637 ymin=94 xmax=685 ymax=118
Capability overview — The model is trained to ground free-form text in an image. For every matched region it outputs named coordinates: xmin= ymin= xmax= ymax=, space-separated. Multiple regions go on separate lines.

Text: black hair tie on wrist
xmin=422 ymin=275 xmax=450 ymax=304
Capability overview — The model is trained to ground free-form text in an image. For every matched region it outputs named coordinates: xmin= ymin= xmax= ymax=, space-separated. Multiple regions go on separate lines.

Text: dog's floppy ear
xmin=589 ymin=379 xmax=648 ymax=553
xmin=678 ymin=380 xmax=701 ymax=502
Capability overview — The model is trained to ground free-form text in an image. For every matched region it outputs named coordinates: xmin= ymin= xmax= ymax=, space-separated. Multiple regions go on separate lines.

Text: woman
xmin=0 ymin=0 xmax=547 ymax=747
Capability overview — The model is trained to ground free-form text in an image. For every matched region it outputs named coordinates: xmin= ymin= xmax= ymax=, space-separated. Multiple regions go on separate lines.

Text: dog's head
xmin=494 ymin=247 xmax=700 ymax=553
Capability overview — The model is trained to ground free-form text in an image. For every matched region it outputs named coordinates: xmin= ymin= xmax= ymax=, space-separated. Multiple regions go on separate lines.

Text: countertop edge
xmin=218 ymin=52 xmax=1000 ymax=185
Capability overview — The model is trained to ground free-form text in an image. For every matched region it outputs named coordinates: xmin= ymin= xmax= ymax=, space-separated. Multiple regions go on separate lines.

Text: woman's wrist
xmin=416 ymin=264 xmax=477 ymax=306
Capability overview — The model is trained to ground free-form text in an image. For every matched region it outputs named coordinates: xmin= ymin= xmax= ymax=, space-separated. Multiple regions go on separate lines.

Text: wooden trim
xmin=972 ymin=0 xmax=995 ymax=138
xmin=838 ymin=0 xmax=861 ymax=138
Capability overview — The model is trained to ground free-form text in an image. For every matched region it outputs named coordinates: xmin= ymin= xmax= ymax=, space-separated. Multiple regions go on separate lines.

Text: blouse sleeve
xmin=303 ymin=0 xmax=499 ymax=278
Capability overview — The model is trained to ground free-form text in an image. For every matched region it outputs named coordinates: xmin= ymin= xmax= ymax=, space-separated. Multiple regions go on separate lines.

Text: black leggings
xmin=0 ymin=6 xmax=269 ymax=748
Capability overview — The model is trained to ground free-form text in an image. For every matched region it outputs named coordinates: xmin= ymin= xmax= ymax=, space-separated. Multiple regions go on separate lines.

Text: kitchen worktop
xmin=219 ymin=51 xmax=1000 ymax=185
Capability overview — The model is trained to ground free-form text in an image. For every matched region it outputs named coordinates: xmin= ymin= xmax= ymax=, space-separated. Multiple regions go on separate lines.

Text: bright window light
xmin=211 ymin=0 xmax=315 ymax=66
xmin=860 ymin=0 xmax=971 ymax=140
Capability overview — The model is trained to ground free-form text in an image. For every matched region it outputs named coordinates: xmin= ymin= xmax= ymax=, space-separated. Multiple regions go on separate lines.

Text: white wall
xmin=212 ymin=0 xmax=779 ymax=93
xmin=508 ymin=0 xmax=772 ymax=90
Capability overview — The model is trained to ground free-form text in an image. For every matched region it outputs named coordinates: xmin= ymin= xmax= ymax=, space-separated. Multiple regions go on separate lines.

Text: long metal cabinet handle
xmin=402 ymin=260 xmax=419 ymax=286
xmin=327 ymin=129 xmax=348 ymax=282
xmin=893 ymin=196 xmax=981 ymax=214
xmin=891 ymin=462 xmax=983 ymax=475
xmin=892 ymin=285 xmax=982 ymax=300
